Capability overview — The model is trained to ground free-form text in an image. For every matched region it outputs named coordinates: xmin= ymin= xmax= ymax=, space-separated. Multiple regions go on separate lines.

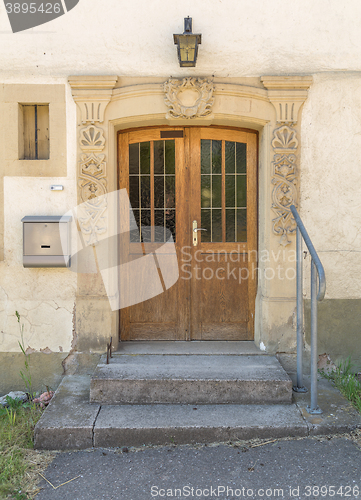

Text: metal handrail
xmin=290 ymin=205 xmax=326 ymax=414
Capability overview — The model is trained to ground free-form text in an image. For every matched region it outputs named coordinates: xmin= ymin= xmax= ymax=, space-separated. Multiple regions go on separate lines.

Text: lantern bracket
xmin=173 ymin=17 xmax=202 ymax=67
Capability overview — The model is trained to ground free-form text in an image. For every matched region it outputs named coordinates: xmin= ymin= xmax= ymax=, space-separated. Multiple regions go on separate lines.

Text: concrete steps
xmin=33 ymin=372 xmax=361 ymax=450
xmin=33 ymin=342 xmax=361 ymax=450
xmin=83 ymin=342 xmax=295 ymax=447
xmin=90 ymin=354 xmax=292 ymax=405
xmin=34 ymin=342 xmax=302 ymax=449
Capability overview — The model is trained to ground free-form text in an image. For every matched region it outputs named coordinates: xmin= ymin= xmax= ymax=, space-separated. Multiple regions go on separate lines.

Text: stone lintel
xmin=68 ymin=75 xmax=118 ymax=90
xmin=261 ymin=76 xmax=313 ymax=90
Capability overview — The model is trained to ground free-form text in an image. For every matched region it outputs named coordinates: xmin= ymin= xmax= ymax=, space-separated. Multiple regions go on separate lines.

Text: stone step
xmin=93 ymin=403 xmax=307 ymax=448
xmin=115 ymin=340 xmax=268 ymax=356
xmin=90 ymin=354 xmax=292 ymax=405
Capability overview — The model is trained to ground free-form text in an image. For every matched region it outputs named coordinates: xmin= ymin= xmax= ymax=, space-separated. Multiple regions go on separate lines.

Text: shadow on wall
xmin=304 ymin=299 xmax=361 ymax=372
xmin=0 ymin=351 xmax=100 ymax=395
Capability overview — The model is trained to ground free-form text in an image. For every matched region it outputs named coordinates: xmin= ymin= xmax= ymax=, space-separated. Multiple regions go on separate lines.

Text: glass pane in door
xmin=201 ymin=139 xmax=247 ymax=243
xmin=129 ymin=140 xmax=176 ymax=243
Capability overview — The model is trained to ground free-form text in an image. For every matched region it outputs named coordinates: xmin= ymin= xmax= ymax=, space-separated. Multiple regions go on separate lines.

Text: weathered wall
xmin=1 ymin=175 xmax=77 ymax=353
xmin=301 ymin=73 xmax=361 ymax=369
xmin=301 ymin=73 xmax=361 ymax=300
xmin=0 ymin=352 xmax=101 ymax=394
xmin=0 ymin=352 xmax=68 ymax=394
xmin=305 ymin=300 xmax=361 ymax=370
xmin=0 ymin=1 xmax=360 ymax=372
xmin=0 ymin=81 xmax=78 ymax=357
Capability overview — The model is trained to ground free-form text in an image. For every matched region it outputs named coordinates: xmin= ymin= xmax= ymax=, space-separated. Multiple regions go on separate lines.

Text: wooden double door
xmin=118 ymin=127 xmax=257 ymax=341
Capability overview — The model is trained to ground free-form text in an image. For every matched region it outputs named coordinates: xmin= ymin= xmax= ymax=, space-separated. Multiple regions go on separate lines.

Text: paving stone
xmin=293 ymin=375 xmax=361 ymax=435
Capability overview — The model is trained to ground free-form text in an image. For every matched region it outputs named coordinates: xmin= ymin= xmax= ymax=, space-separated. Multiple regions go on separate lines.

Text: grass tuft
xmin=0 ymin=311 xmax=54 ymax=499
xmin=0 ymin=400 xmax=45 ymax=499
xmin=320 ymin=357 xmax=361 ymax=414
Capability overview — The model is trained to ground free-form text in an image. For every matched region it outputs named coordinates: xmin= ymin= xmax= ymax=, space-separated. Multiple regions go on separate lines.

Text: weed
xmin=320 ymin=357 xmax=361 ymax=413
xmin=6 ymin=396 xmax=24 ymax=412
xmin=5 ymin=407 xmax=17 ymax=426
xmin=15 ymin=311 xmax=35 ymax=401
xmin=0 ymin=313 xmax=50 ymax=498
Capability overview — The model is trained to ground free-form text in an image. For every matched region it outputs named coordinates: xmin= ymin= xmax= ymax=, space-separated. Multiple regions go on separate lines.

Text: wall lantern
xmin=173 ymin=17 xmax=202 ymax=67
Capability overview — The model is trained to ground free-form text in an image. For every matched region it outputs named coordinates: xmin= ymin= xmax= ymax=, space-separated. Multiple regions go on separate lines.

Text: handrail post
xmin=307 ymin=259 xmax=322 ymax=414
xmin=290 ymin=204 xmax=325 ymax=414
xmin=293 ymin=226 xmax=307 ymax=393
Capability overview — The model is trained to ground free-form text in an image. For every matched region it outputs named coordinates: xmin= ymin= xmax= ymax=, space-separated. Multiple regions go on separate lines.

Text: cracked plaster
xmin=0 ymin=82 xmax=77 ymax=352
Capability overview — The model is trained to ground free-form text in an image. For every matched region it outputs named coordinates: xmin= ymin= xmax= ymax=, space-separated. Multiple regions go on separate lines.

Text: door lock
xmin=192 ymin=220 xmax=207 ymax=246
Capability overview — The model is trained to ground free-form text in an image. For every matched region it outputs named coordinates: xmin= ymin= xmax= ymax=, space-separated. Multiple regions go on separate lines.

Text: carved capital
xmin=261 ymin=76 xmax=313 ymax=124
xmin=68 ymin=75 xmax=117 ymax=124
xmin=163 ymin=77 xmax=215 ymax=120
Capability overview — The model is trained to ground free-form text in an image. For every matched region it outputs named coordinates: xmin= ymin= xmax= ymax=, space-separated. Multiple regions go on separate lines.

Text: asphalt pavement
xmin=35 ymin=433 xmax=361 ymax=500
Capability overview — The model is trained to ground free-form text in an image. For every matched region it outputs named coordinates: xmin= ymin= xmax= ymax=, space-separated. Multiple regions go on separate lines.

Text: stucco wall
xmin=300 ymin=73 xmax=361 ymax=369
xmin=0 ymin=80 xmax=78 ymax=354
xmin=0 ymin=1 xmax=361 ymax=367
xmin=1 ymin=1 xmax=361 ymax=76
xmin=301 ymin=73 xmax=361 ymax=301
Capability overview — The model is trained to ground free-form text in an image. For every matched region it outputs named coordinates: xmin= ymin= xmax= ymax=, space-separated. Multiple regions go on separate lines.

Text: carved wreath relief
xmin=271 ymin=125 xmax=298 ymax=246
xmin=78 ymin=124 xmax=108 ymax=245
xmin=163 ymin=77 xmax=214 ymax=119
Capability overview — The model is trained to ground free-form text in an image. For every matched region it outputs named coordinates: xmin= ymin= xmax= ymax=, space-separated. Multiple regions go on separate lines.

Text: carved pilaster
xmin=271 ymin=127 xmax=298 ymax=246
xmin=262 ymin=76 xmax=313 ymax=246
xmin=69 ymin=76 xmax=117 ymax=244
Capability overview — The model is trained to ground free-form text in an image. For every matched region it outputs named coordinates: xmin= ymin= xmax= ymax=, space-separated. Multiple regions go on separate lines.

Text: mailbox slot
xmin=22 ymin=216 xmax=71 ymax=268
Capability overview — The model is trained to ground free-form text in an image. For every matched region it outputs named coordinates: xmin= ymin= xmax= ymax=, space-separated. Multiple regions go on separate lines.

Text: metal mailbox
xmin=21 ymin=216 xmax=71 ymax=268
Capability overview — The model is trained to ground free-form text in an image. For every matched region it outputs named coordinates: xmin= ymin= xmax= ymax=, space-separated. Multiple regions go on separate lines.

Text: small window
xmin=19 ymin=104 xmax=49 ymax=160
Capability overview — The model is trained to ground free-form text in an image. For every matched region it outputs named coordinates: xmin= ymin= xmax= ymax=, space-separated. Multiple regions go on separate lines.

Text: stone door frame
xmin=69 ymin=75 xmax=313 ymax=353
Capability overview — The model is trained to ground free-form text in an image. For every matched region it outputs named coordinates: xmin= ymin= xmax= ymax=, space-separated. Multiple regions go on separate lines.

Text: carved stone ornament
xmin=80 ymin=125 xmax=106 ymax=151
xmin=77 ymin=123 xmax=108 ymax=245
xmin=271 ymin=125 xmax=298 ymax=246
xmin=68 ymin=78 xmax=117 ymax=246
xmin=79 ymin=153 xmax=107 ymax=203
xmin=78 ymin=153 xmax=107 ymax=245
xmin=77 ymin=194 xmax=107 ymax=246
xmin=271 ymin=125 xmax=298 ymax=152
xmin=163 ymin=77 xmax=214 ymax=119
xmin=260 ymin=76 xmax=313 ymax=247
xmin=68 ymin=76 xmax=117 ymax=124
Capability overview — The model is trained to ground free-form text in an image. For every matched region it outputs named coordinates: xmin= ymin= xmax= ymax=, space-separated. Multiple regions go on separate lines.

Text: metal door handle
xmin=192 ymin=220 xmax=207 ymax=246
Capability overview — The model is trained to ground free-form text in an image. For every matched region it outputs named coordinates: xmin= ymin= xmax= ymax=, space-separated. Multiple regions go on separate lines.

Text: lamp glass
xmin=178 ymin=35 xmax=198 ymax=67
